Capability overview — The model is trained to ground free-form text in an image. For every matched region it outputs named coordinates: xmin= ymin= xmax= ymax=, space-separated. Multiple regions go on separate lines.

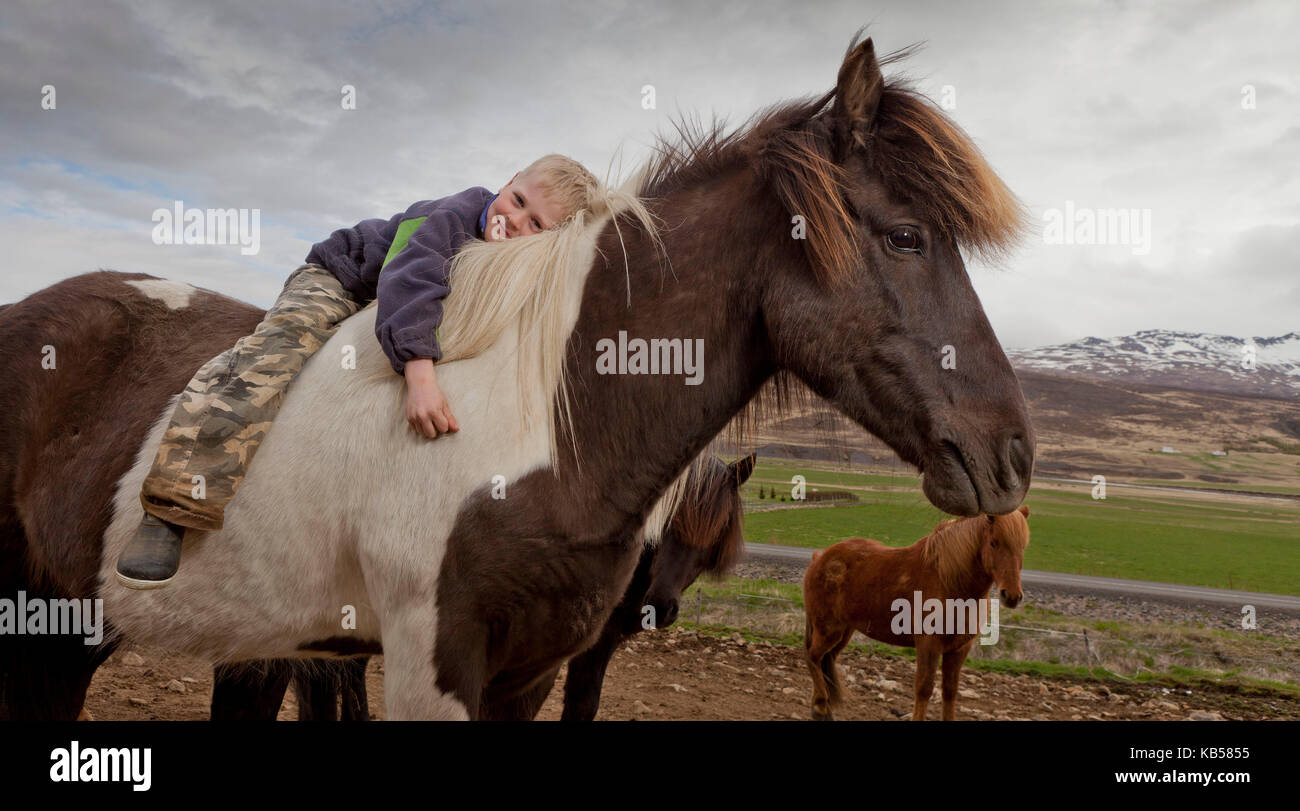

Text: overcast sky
xmin=1 ymin=0 xmax=1296 ymax=349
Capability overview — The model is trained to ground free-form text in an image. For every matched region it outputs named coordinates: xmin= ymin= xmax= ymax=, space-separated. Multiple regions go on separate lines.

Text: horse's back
xmin=804 ymin=537 xmax=912 ymax=631
xmin=0 ymin=271 xmax=264 ymax=593
xmin=807 ymin=537 xmax=894 ymax=577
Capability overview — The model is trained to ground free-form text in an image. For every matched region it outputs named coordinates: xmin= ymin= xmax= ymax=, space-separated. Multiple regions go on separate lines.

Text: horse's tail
xmin=822 ymin=648 xmax=843 ymax=708
xmin=804 ymin=613 xmax=845 ymax=711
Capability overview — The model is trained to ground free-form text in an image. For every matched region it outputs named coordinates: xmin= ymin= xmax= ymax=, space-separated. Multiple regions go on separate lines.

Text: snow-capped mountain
xmin=1007 ymin=330 xmax=1300 ymax=398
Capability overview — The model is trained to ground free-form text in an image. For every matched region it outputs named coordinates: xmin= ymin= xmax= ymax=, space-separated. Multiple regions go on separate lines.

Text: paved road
xmin=1034 ymin=475 xmax=1299 ymax=504
xmin=743 ymin=542 xmax=1300 ymax=614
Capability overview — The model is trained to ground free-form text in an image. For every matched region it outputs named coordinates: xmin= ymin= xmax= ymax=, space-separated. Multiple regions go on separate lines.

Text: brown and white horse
xmin=208 ymin=454 xmax=753 ymax=721
xmin=0 ymin=34 xmax=1034 ymax=720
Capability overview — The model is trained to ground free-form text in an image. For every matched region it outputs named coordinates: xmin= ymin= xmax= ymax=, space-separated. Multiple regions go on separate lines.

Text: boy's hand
xmin=403 ymin=358 xmax=459 ymax=439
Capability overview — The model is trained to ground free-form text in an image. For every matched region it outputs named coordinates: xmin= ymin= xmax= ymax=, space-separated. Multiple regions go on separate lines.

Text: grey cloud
xmin=1 ymin=0 xmax=1296 ymax=349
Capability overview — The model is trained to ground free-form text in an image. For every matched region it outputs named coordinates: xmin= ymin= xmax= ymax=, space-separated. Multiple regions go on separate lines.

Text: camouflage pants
xmin=139 ymin=264 xmax=362 ymax=531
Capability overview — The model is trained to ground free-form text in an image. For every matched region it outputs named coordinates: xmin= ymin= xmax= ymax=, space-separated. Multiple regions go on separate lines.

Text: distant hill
xmin=1007 ymin=330 xmax=1300 ymax=399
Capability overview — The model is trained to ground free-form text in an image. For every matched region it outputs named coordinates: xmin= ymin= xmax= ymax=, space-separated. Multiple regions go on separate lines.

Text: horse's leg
xmin=294 ymin=663 xmax=340 ymax=721
xmin=0 ymin=631 xmax=116 ymax=721
xmin=480 ymin=668 xmax=561 ymax=721
xmin=560 ymin=627 xmax=628 ymax=721
xmin=211 ymin=661 xmax=292 ymax=721
xmin=804 ymin=621 xmax=848 ymax=721
xmin=338 ymin=657 xmax=370 ymax=721
xmin=294 ymin=657 xmax=370 ymax=721
xmin=912 ymin=639 xmax=940 ymax=721
xmin=382 ymin=610 xmax=480 ymax=721
xmin=0 ymin=545 xmax=117 ymax=720
xmin=940 ymin=642 xmax=973 ymax=721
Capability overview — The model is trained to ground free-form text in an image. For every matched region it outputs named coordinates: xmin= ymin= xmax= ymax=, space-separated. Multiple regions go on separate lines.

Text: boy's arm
xmin=305 ymin=214 xmax=397 ymax=293
xmin=373 ymin=209 xmax=471 ymax=375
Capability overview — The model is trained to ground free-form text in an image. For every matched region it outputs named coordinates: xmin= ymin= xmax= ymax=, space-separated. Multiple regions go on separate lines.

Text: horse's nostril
xmin=663 ymin=601 xmax=679 ymax=626
xmin=1008 ymin=436 xmax=1033 ymax=479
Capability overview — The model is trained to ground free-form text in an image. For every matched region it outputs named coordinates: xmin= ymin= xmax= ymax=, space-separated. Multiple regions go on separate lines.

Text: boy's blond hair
xmin=518 ymin=154 xmax=602 ymax=224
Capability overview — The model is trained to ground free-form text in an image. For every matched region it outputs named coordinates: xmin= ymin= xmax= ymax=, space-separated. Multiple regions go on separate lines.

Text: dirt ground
xmin=81 ymin=628 xmax=1300 ymax=721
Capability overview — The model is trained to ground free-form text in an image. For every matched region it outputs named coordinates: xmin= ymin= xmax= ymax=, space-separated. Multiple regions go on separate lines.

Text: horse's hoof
xmin=811 ymin=710 xmax=834 ymax=722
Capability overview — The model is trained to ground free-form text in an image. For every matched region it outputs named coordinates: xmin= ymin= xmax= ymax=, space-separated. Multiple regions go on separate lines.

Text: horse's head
xmin=980 ymin=505 xmax=1030 ymax=608
xmin=756 ymin=35 xmax=1034 ymax=516
xmin=638 ymin=454 xmax=753 ymax=630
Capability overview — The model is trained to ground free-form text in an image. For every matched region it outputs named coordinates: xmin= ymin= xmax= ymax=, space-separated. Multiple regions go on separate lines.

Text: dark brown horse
xmin=210 ymin=454 xmax=752 ymax=721
xmin=802 ymin=506 xmax=1030 ymax=720
xmin=0 ymin=33 xmax=1033 ymax=720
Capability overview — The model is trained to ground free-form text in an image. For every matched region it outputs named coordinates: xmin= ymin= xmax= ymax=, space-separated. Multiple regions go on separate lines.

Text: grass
xmin=738 ymin=462 xmax=1300 ymax=596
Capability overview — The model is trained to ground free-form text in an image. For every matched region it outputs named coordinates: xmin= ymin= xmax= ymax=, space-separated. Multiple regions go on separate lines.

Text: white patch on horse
xmin=97 ymin=214 xmax=614 ymax=719
xmin=124 ymin=279 xmax=196 ymax=310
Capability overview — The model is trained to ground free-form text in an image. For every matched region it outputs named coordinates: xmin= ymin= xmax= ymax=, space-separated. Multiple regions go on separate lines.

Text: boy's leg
xmin=116 ymin=264 xmax=361 ymax=588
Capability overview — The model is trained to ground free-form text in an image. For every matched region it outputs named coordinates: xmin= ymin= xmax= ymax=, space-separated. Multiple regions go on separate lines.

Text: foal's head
xmin=981 ymin=506 xmax=1031 ymax=608
xmin=926 ymin=504 xmax=1030 ymax=606
xmin=641 ymin=454 xmax=753 ymax=628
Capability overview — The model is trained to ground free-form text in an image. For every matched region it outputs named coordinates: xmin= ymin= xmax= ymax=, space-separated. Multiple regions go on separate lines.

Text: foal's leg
xmin=940 ymin=642 xmax=973 ymax=721
xmin=805 ymin=623 xmax=848 ymax=721
xmin=912 ymin=640 xmax=940 ymax=721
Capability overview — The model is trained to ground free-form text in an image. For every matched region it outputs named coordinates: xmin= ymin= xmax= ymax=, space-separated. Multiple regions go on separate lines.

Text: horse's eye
xmin=886 ymin=227 xmax=922 ymax=254
xmin=991 ymin=539 xmax=1000 ymax=548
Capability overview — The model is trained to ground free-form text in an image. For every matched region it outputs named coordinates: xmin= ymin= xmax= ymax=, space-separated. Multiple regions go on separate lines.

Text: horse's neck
xmin=556 ymin=173 xmax=777 ymax=539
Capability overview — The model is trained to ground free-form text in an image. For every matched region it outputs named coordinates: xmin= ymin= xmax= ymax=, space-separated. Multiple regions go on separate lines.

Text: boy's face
xmin=484 ymin=172 xmax=571 ymax=242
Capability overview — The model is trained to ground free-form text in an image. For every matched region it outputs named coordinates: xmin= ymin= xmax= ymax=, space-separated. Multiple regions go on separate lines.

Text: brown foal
xmin=803 ymin=507 xmax=1030 ymax=720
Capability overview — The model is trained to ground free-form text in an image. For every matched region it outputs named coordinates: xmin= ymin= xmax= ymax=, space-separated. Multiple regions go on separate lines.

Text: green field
xmin=742 ymin=461 xmax=1300 ymax=596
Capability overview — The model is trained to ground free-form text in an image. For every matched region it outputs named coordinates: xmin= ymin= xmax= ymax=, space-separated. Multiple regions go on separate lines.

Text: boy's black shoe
xmin=115 ymin=514 xmax=185 ymax=589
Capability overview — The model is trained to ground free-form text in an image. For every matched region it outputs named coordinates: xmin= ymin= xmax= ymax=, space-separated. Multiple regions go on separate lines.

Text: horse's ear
xmin=831 ymin=36 xmax=884 ymax=154
xmin=730 ymin=453 xmax=757 ymax=487
xmin=1018 ymin=504 xmax=1030 ymax=518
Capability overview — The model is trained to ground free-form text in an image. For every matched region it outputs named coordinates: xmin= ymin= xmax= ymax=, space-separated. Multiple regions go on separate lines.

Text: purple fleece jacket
xmin=305 ymin=186 xmax=495 ymax=374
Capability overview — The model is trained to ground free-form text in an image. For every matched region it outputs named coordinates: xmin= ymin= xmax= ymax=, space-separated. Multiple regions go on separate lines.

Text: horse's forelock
xmin=870 ymin=85 xmax=1027 ymax=261
xmin=644 ymin=453 xmax=745 ymax=577
xmin=672 ymin=459 xmax=746 ymax=569
xmin=994 ymin=510 xmax=1032 ymax=552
